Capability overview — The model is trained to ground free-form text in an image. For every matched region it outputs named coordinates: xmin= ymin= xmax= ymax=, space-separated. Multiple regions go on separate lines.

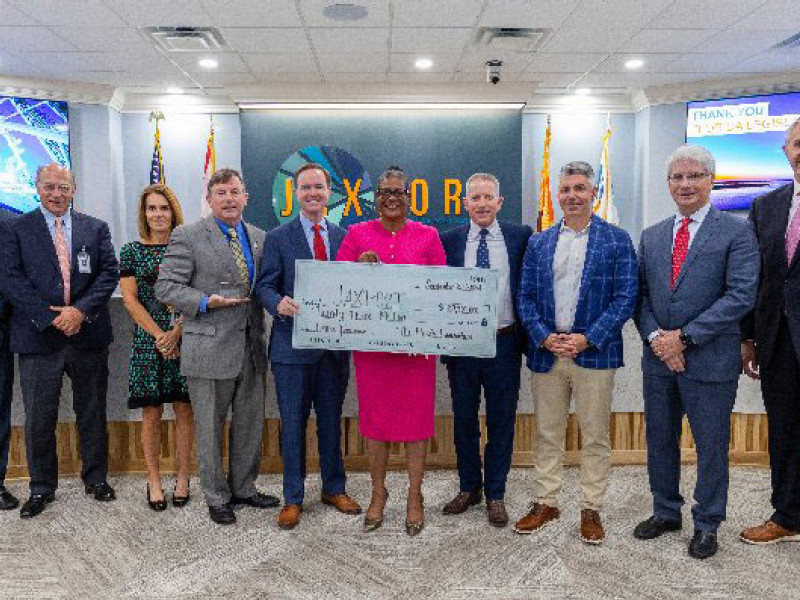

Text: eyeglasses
xmin=376 ymin=189 xmax=407 ymax=200
xmin=41 ymin=183 xmax=73 ymax=193
xmin=667 ymin=172 xmax=710 ymax=184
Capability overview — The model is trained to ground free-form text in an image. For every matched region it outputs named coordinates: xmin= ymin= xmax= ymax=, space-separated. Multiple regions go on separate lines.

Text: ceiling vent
xmin=474 ymin=27 xmax=549 ymax=52
xmin=142 ymin=27 xmax=230 ymax=52
xmin=773 ymin=32 xmax=800 ymax=50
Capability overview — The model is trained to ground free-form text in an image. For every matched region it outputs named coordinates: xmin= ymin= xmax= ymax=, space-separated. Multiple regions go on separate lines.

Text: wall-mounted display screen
xmin=0 ymin=96 xmax=70 ymax=214
xmin=687 ymin=91 xmax=799 ymax=210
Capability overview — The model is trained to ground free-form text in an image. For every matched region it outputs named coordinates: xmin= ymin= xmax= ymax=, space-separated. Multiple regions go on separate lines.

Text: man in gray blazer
xmin=156 ymin=168 xmax=278 ymax=525
xmin=634 ymin=145 xmax=759 ymax=559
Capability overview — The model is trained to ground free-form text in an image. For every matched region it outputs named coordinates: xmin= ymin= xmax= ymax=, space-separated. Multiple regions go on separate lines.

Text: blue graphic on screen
xmin=0 ymin=96 xmax=70 ymax=214
xmin=687 ymin=92 xmax=799 ymax=210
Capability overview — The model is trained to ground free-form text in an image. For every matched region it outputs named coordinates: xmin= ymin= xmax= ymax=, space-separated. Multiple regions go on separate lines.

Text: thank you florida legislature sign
xmin=292 ymin=261 xmax=499 ymax=357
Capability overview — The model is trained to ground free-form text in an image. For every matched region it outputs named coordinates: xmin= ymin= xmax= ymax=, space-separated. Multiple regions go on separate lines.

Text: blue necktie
xmin=477 ymin=229 xmax=490 ymax=269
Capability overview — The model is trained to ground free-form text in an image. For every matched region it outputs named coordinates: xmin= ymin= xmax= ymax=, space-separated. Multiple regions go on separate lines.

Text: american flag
xmin=150 ymin=124 xmax=165 ymax=185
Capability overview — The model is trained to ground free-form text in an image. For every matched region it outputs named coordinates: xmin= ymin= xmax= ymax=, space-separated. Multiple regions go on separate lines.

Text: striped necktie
xmin=54 ymin=216 xmax=71 ymax=304
xmin=228 ymin=227 xmax=251 ymax=293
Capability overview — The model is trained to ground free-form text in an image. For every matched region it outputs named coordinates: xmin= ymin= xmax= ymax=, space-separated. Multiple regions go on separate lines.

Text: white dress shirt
xmin=553 ymin=219 xmax=590 ymax=333
xmin=40 ymin=205 xmax=73 ymax=250
xmin=464 ymin=219 xmax=514 ymax=329
xmin=671 ymin=200 xmax=712 ymax=252
xmin=299 ymin=211 xmax=330 ymax=259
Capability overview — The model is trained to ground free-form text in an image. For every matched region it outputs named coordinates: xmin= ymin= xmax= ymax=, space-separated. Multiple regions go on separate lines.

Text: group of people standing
xmin=0 ymin=118 xmax=798 ymax=562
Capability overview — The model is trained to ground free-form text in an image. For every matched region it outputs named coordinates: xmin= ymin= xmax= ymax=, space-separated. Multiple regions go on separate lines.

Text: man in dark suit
xmin=634 ymin=145 xmax=759 ymax=559
xmin=740 ymin=117 xmax=800 ymax=545
xmin=254 ymin=163 xmax=360 ymax=530
xmin=514 ymin=161 xmax=638 ymax=545
xmin=0 ymin=164 xmax=119 ymax=519
xmin=439 ymin=172 xmax=531 ymax=527
xmin=0 ymin=209 xmax=19 ymax=511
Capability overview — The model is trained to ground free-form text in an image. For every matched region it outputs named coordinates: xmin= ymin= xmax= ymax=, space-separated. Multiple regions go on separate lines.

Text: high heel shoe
xmin=172 ymin=477 xmax=190 ymax=508
xmin=147 ymin=483 xmax=167 ymax=512
xmin=363 ymin=488 xmax=388 ymax=532
xmin=405 ymin=493 xmax=424 ymax=537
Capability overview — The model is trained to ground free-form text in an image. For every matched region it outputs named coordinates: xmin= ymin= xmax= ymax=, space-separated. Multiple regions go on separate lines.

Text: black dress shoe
xmin=0 ymin=487 xmax=20 ymax=511
xmin=172 ymin=479 xmax=190 ymax=508
xmin=147 ymin=484 xmax=167 ymax=512
xmin=209 ymin=504 xmax=236 ymax=525
xmin=85 ymin=482 xmax=116 ymax=502
xmin=688 ymin=530 xmax=718 ymax=559
xmin=633 ymin=515 xmax=682 ymax=540
xmin=230 ymin=492 xmax=280 ymax=509
xmin=20 ymin=493 xmax=55 ymax=519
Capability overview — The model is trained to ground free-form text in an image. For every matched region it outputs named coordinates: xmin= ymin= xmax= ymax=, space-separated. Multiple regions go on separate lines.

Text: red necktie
xmin=312 ymin=224 xmax=327 ymax=261
xmin=671 ymin=217 xmax=691 ymax=288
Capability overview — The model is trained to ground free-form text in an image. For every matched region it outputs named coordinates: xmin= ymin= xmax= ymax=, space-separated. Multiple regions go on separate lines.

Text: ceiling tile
xmin=726 ymin=0 xmax=800 ymax=31
xmin=457 ymin=50 xmax=533 ymax=73
xmin=592 ymin=53 xmax=684 ymax=73
xmin=15 ymin=0 xmax=126 ymax=26
xmin=542 ymin=28 xmax=635 ymax=53
xmin=517 ymin=72 xmax=585 ymax=85
xmin=661 ymin=53 xmax=754 ymax=73
xmin=565 ymin=0 xmax=673 ymax=31
xmin=386 ymin=72 xmax=455 ymax=83
xmin=580 ymin=71 xmax=708 ymax=88
xmin=170 ymin=52 xmax=250 ymax=74
xmin=324 ymin=73 xmax=388 ymax=83
xmin=525 ymin=53 xmax=606 ymax=73
xmin=480 ymin=0 xmax=581 ymax=29
xmin=308 ymin=27 xmax=389 ymax=54
xmin=299 ymin=0 xmax=390 ymax=28
xmin=56 ymin=27 xmax=153 ymax=52
xmin=621 ymin=29 xmax=719 ymax=53
xmin=68 ymin=71 xmax=193 ymax=87
xmin=726 ymin=51 xmax=800 ymax=73
xmin=650 ymin=0 xmax=767 ymax=29
xmin=25 ymin=50 xmax=178 ymax=74
xmin=190 ymin=72 xmax=258 ymax=87
xmin=219 ymin=28 xmax=310 ymax=54
xmin=102 ymin=0 xmax=213 ymax=27
xmin=0 ymin=27 xmax=77 ymax=52
xmin=242 ymin=52 xmax=318 ymax=73
xmin=391 ymin=28 xmax=473 ymax=53
xmin=318 ymin=52 xmax=387 ymax=73
xmin=390 ymin=53 xmax=461 ymax=72
xmin=392 ymin=0 xmax=483 ymax=27
xmin=255 ymin=72 xmax=322 ymax=82
xmin=201 ymin=0 xmax=302 ymax=27
xmin=0 ymin=1 xmax=38 ymax=25
xmin=692 ymin=29 xmax=798 ymax=54
xmin=0 ymin=50 xmax=37 ymax=77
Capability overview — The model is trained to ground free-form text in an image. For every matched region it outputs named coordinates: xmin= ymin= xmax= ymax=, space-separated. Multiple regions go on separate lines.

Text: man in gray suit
xmin=634 ymin=145 xmax=759 ymax=559
xmin=156 ymin=168 xmax=279 ymax=525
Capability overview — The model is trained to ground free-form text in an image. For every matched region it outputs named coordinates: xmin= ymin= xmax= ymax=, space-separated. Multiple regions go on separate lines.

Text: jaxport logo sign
xmin=272 ymin=145 xmax=466 ymax=227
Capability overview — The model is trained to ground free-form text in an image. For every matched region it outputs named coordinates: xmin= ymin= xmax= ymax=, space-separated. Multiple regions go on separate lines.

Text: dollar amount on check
xmin=292 ymin=260 xmax=499 ymax=357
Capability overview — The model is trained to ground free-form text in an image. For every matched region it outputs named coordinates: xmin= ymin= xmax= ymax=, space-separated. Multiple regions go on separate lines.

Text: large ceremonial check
xmin=292 ymin=260 xmax=499 ymax=357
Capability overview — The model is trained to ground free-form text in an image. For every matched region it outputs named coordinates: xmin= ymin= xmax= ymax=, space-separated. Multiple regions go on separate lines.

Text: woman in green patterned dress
xmin=120 ymin=184 xmax=193 ymax=511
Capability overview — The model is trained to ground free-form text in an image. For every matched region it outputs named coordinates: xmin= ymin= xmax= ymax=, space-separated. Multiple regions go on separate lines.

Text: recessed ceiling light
xmin=625 ymin=58 xmax=644 ymax=69
xmin=575 ymin=88 xmax=591 ymax=96
xmin=323 ymin=3 xmax=368 ymax=21
xmin=198 ymin=58 xmax=218 ymax=69
xmin=166 ymin=87 xmax=184 ymax=94
xmin=415 ymin=58 xmax=433 ymax=70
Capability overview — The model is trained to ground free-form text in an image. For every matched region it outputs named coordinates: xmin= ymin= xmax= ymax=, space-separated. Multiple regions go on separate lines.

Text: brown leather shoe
xmin=486 ymin=500 xmax=509 ymax=528
xmin=740 ymin=520 xmax=800 ymax=545
xmin=580 ymin=509 xmax=605 ymax=544
xmin=513 ymin=503 xmax=559 ymax=534
xmin=321 ymin=492 xmax=363 ymax=515
xmin=277 ymin=504 xmax=302 ymax=530
xmin=442 ymin=490 xmax=483 ymax=515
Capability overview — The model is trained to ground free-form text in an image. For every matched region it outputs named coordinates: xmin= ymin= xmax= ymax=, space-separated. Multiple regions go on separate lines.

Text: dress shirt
xmin=553 ymin=219 xmax=590 ymax=333
xmin=787 ymin=180 xmax=800 ymax=236
xmin=40 ymin=205 xmax=72 ymax=251
xmin=464 ymin=219 xmax=514 ymax=328
xmin=671 ymin=201 xmax=711 ymax=252
xmin=299 ymin=212 xmax=331 ymax=259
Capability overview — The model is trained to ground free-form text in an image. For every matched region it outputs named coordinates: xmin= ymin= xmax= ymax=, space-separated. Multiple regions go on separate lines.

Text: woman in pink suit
xmin=336 ymin=166 xmax=446 ymax=536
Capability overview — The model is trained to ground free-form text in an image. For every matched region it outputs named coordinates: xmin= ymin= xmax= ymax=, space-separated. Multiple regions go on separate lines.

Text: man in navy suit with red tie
xmin=439 ymin=173 xmax=532 ymax=527
xmin=0 ymin=164 xmax=119 ymax=519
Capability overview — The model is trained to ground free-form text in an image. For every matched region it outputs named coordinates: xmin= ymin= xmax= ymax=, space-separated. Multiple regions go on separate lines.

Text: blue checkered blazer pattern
xmin=518 ymin=214 xmax=638 ymax=372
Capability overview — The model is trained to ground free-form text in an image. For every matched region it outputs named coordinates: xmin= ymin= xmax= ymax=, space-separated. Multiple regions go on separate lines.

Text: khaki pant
xmin=531 ymin=358 xmax=616 ymax=511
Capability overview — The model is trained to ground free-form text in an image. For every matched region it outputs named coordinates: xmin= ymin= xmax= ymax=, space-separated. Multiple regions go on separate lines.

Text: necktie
xmin=476 ymin=228 xmax=490 ymax=269
xmin=54 ymin=216 xmax=70 ymax=304
xmin=312 ymin=223 xmax=327 ymax=261
xmin=671 ymin=217 xmax=691 ymax=288
xmin=228 ymin=227 xmax=251 ymax=293
xmin=786 ymin=195 xmax=800 ymax=265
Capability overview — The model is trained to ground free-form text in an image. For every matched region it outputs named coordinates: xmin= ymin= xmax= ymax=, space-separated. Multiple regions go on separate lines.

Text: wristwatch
xmin=679 ymin=329 xmax=695 ymax=349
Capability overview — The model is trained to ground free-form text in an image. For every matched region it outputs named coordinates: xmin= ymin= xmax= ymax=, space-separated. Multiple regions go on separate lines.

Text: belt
xmin=497 ymin=324 xmax=516 ymax=337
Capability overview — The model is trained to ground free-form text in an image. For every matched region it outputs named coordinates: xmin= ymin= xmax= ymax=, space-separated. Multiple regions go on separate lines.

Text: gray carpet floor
xmin=0 ymin=466 xmax=797 ymax=600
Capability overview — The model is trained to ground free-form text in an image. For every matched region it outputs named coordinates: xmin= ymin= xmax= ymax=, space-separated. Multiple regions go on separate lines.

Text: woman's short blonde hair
xmin=137 ymin=184 xmax=184 ymax=239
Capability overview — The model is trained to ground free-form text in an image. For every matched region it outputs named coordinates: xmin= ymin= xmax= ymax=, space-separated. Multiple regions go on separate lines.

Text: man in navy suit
xmin=439 ymin=172 xmax=532 ymax=527
xmin=634 ymin=145 xmax=759 ymax=559
xmin=254 ymin=163 xmax=360 ymax=530
xmin=514 ymin=161 xmax=638 ymax=544
xmin=740 ymin=118 xmax=800 ymax=545
xmin=0 ymin=208 xmax=19 ymax=511
xmin=0 ymin=164 xmax=119 ymax=519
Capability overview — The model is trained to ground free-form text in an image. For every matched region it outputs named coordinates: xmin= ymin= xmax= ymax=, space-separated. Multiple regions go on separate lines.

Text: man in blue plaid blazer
xmin=514 ymin=161 xmax=638 ymax=545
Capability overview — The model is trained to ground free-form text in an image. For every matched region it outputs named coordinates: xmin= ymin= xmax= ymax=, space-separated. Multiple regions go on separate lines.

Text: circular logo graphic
xmin=272 ymin=145 xmax=376 ymax=227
